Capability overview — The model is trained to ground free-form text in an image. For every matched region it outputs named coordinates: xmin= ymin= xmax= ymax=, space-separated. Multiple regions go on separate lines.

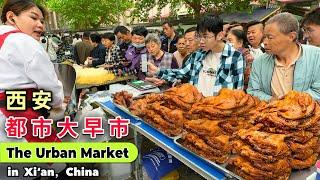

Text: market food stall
xmin=97 ymin=84 xmax=319 ymax=180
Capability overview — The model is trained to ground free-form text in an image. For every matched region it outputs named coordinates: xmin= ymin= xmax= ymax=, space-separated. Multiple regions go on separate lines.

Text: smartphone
xmin=141 ymin=54 xmax=148 ymax=73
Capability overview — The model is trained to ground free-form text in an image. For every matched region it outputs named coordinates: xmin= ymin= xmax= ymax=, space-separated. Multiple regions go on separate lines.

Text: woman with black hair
xmin=227 ymin=29 xmax=254 ymax=90
xmin=84 ymin=33 xmax=106 ymax=67
xmin=0 ymin=0 xmax=65 ymax=178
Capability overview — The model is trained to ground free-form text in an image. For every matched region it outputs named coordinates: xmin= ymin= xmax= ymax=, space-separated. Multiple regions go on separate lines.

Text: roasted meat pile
xmin=182 ymin=119 xmax=232 ymax=163
xmin=189 ymin=88 xmax=265 ymax=120
xmin=252 ymin=91 xmax=320 ymax=170
xmin=129 ymin=93 xmax=163 ymax=116
xmin=163 ymin=83 xmax=203 ymax=111
xmin=113 ymin=91 xmax=133 ymax=108
xmin=180 ymin=89 xmax=262 ymax=164
xmin=230 ymin=126 xmax=292 ymax=180
xmin=126 ymin=84 xmax=203 ymax=136
xmin=186 ymin=89 xmax=261 ymax=136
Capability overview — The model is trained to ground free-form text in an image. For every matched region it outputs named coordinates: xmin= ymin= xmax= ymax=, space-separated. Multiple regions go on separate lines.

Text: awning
xmin=220 ymin=7 xmax=280 ymax=23
xmin=277 ymin=0 xmax=317 ymax=16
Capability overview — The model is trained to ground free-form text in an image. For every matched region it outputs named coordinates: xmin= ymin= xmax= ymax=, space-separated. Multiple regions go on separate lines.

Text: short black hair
xmin=302 ymin=7 xmax=320 ymax=26
xmin=101 ymin=32 xmax=115 ymax=41
xmin=114 ymin=26 xmax=130 ymax=35
xmin=83 ymin=31 xmax=90 ymax=39
xmin=131 ymin=26 xmax=148 ymax=37
xmin=176 ymin=35 xmax=184 ymax=42
xmin=1 ymin=0 xmax=48 ymax=23
xmin=196 ymin=15 xmax=223 ymax=35
xmin=246 ymin=20 xmax=263 ymax=30
xmin=89 ymin=33 xmax=101 ymax=43
xmin=162 ymin=21 xmax=173 ymax=27
xmin=185 ymin=27 xmax=197 ymax=34
xmin=229 ymin=29 xmax=249 ymax=47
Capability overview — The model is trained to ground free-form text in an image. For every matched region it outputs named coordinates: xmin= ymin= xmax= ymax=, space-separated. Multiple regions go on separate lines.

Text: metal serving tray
xmin=174 ymin=136 xmax=242 ymax=180
xmin=141 ymin=118 xmax=185 ymax=139
xmin=113 ymin=103 xmax=142 ymax=120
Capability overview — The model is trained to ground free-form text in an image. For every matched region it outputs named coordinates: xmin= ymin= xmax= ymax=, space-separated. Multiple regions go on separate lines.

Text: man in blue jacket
xmin=247 ymin=12 xmax=320 ymax=101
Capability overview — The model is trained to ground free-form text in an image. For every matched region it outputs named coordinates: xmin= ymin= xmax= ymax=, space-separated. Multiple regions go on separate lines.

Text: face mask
xmin=132 ymin=43 xmax=145 ymax=49
xmin=227 ymin=42 xmax=234 ymax=47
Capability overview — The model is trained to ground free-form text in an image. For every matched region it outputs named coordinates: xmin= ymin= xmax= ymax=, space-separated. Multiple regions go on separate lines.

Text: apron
xmin=0 ymin=30 xmax=61 ymax=143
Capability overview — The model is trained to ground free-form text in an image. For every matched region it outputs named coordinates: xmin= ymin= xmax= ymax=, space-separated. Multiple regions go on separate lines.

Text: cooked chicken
xmin=297 ymin=103 xmax=320 ymax=129
xmin=231 ymin=156 xmax=291 ymax=178
xmin=218 ymin=119 xmax=253 ymax=135
xmin=182 ymin=132 xmax=229 ymax=163
xmin=285 ymin=131 xmax=314 ymax=144
xmin=237 ymin=127 xmax=290 ymax=156
xmin=205 ymin=134 xmax=231 ymax=153
xmin=289 ymin=153 xmax=318 ymax=169
xmin=287 ymin=137 xmax=319 ymax=152
xmin=182 ymin=140 xmax=229 ymax=163
xmin=255 ymin=112 xmax=300 ymax=129
xmin=292 ymin=149 xmax=315 ymax=160
xmin=149 ymin=102 xmax=187 ymax=126
xmin=189 ymin=89 xmax=262 ymax=118
xmin=113 ymin=91 xmax=133 ymax=108
xmin=143 ymin=109 xmax=182 ymax=136
xmin=182 ymin=133 xmax=224 ymax=155
xmin=184 ymin=119 xmax=223 ymax=137
xmin=164 ymin=83 xmax=203 ymax=104
xmin=129 ymin=93 xmax=163 ymax=116
xmin=232 ymin=140 xmax=289 ymax=163
xmin=233 ymin=167 xmax=290 ymax=180
xmin=162 ymin=84 xmax=203 ymax=111
xmin=268 ymin=91 xmax=316 ymax=120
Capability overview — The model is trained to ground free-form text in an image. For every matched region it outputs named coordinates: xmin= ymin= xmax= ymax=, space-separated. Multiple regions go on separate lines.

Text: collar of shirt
xmin=275 ymin=44 xmax=302 ymax=68
xmin=0 ymin=25 xmax=18 ymax=33
xmin=152 ymin=51 xmax=165 ymax=62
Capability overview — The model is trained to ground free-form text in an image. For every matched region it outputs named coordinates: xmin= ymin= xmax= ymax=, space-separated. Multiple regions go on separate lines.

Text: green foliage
xmin=132 ymin=0 xmax=252 ymax=21
xmin=46 ymin=0 xmax=132 ymax=30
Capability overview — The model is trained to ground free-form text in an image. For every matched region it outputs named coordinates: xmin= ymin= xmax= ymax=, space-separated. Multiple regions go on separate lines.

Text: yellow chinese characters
xmin=32 ymin=90 xmax=52 ymax=110
xmin=5 ymin=90 xmax=52 ymax=111
xmin=6 ymin=91 xmax=26 ymax=110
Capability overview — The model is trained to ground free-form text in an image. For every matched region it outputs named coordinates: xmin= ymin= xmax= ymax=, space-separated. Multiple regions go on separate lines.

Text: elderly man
xmin=302 ymin=8 xmax=320 ymax=47
xmin=247 ymin=12 xmax=320 ymax=101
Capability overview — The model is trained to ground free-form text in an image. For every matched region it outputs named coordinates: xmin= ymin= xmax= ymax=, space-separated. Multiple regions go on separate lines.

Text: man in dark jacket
xmin=85 ymin=33 xmax=106 ymax=67
xmin=74 ymin=31 xmax=93 ymax=65
xmin=161 ymin=21 xmax=178 ymax=53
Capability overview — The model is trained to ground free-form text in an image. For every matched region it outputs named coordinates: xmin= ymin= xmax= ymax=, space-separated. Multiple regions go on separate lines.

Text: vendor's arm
xmin=26 ymin=48 xmax=64 ymax=108
xmin=156 ymin=55 xmax=193 ymax=83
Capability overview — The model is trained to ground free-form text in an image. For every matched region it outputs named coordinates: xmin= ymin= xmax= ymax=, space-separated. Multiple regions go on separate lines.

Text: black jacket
xmin=90 ymin=43 xmax=106 ymax=67
xmin=161 ymin=34 xmax=178 ymax=53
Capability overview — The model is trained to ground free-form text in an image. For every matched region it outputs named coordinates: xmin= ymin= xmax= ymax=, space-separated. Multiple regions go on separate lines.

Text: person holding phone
xmin=125 ymin=26 xmax=148 ymax=80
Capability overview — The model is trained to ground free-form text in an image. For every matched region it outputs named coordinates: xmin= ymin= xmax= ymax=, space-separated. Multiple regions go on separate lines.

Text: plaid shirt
xmin=157 ymin=43 xmax=245 ymax=93
xmin=148 ymin=52 xmax=179 ymax=69
xmin=105 ymin=44 xmax=123 ymax=63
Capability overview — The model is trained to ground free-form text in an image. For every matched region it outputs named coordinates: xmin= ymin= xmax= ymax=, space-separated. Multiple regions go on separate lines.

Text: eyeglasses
xmin=195 ymin=34 xmax=216 ymax=40
xmin=302 ymin=27 xmax=315 ymax=34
